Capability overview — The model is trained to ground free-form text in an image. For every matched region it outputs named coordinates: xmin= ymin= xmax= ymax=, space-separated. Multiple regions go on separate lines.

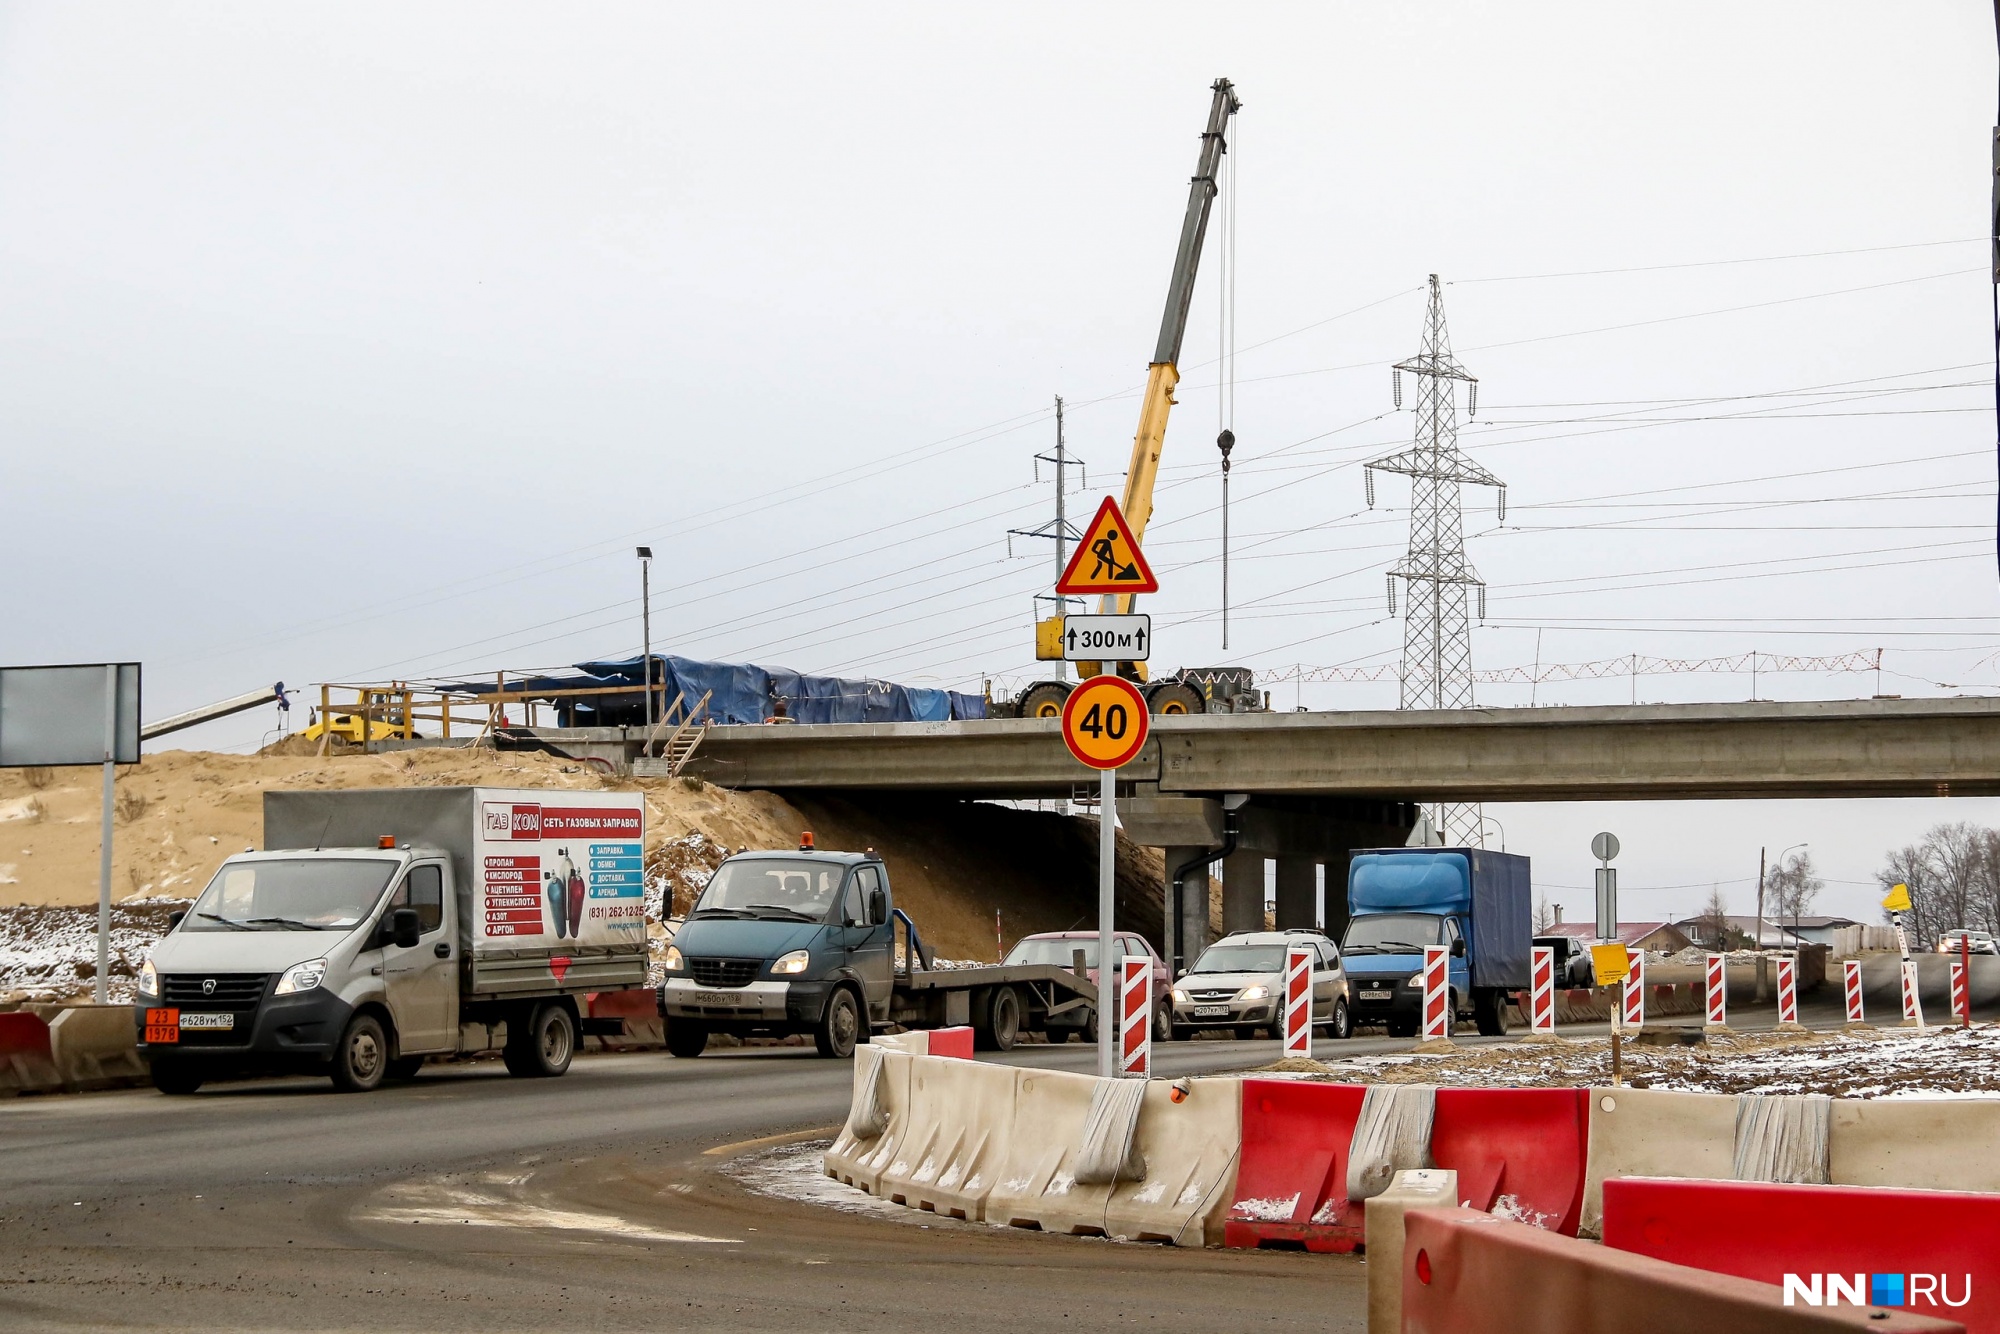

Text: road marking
xmin=703 ymin=1125 xmax=840 ymax=1157
xmin=360 ymin=1178 xmax=740 ymax=1245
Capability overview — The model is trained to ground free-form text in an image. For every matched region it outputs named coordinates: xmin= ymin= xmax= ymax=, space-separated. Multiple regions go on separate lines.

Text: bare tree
xmin=1765 ymin=850 xmax=1824 ymax=933
xmin=1533 ymin=895 xmax=1559 ymax=934
xmin=1696 ymin=884 xmax=1731 ymax=951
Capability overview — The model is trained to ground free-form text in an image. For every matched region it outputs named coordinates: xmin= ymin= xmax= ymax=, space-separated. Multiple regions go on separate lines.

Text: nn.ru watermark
xmin=1784 ymin=1273 xmax=1972 ymax=1309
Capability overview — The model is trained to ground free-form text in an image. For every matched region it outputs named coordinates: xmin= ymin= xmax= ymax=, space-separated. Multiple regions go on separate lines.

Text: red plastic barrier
xmin=1431 ymin=1087 xmax=1589 ymax=1236
xmin=1224 ymin=1080 xmax=1369 ymax=1252
xmin=928 ymin=1027 xmax=974 ymax=1059
xmin=1404 ymin=1206 xmax=1961 ymax=1333
xmin=0 ymin=1011 xmax=54 ymax=1060
xmin=1604 ymin=1178 xmax=1996 ymax=1332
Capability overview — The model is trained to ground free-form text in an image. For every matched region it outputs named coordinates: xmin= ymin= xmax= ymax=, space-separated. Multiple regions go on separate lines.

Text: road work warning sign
xmin=1056 ymin=497 xmax=1159 ymax=595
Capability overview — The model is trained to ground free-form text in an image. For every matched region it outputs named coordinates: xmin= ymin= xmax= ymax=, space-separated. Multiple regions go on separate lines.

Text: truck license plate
xmin=179 ymin=1012 xmax=234 ymax=1030
xmin=1193 ymin=1005 xmax=1228 ymax=1018
xmin=692 ymin=991 xmax=741 ymax=1006
xmin=1360 ymin=989 xmax=1392 ymax=1001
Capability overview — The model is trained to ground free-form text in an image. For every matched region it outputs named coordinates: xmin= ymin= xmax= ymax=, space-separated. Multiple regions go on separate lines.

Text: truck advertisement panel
xmin=475 ymin=793 xmax=645 ymax=949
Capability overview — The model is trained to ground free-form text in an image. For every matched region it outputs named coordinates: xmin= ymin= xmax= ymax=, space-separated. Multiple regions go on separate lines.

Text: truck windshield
xmin=1341 ymin=913 xmax=1445 ymax=954
xmin=1188 ymin=944 xmax=1286 ymax=974
xmin=694 ymin=859 xmax=845 ymax=921
xmin=1005 ymin=938 xmax=1124 ymax=968
xmin=183 ymin=859 xmax=398 ymax=932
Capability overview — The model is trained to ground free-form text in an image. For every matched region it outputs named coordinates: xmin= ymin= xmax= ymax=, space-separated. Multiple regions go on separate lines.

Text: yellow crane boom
xmin=1078 ymin=78 xmax=1240 ymax=680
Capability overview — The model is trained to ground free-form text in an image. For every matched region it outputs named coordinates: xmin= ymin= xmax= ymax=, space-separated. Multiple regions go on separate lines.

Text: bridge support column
xmin=1164 ymin=848 xmax=1212 ymax=976
xmin=1223 ymin=848 xmax=1266 ymax=936
xmin=1273 ymin=857 xmax=1317 ymax=932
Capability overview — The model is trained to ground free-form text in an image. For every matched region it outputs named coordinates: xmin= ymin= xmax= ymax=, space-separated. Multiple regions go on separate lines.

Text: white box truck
xmin=132 ymin=787 xmax=648 ymax=1094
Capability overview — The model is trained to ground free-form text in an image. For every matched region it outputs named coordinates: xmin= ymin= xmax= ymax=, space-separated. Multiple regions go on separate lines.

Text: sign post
xmin=0 ymin=663 xmax=142 ymax=1004
xmin=1591 ymin=831 xmax=1620 ymax=941
xmin=1282 ymin=943 xmax=1313 ymax=1059
xmin=1592 ymin=943 xmax=1632 ymax=1085
xmin=1901 ymin=958 xmax=1926 ymax=1031
xmin=1061 ymin=674 xmax=1151 ymax=1078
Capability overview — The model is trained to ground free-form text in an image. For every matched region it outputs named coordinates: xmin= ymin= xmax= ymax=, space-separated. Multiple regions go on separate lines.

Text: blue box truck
xmin=1338 ymin=847 xmax=1532 ymax=1038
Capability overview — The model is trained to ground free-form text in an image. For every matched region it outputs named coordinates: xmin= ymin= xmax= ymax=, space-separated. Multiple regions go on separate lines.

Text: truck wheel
xmin=1474 ymin=988 xmax=1509 ymax=1037
xmin=1017 ymin=682 xmax=1070 ymax=719
xmin=665 ymin=1020 xmax=709 ymax=1058
xmin=1234 ymin=1025 xmax=1260 ymax=1041
xmin=149 ymin=1058 xmax=203 ymax=1095
xmin=1146 ymin=681 xmax=1205 ymax=715
xmin=1386 ymin=1014 xmax=1417 ymax=1039
xmin=1328 ymin=997 xmax=1354 ymax=1041
xmin=385 ymin=1056 xmax=424 ymax=1081
xmin=504 ymin=1002 xmax=575 ymax=1077
xmin=330 ymin=1013 xmax=389 ymax=1092
xmin=815 ymin=987 xmax=862 ymax=1058
xmin=973 ymin=986 xmax=1021 ymax=1052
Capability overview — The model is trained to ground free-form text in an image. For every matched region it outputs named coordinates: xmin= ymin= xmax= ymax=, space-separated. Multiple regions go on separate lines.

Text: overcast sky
xmin=5 ymin=3 xmax=1997 ymax=921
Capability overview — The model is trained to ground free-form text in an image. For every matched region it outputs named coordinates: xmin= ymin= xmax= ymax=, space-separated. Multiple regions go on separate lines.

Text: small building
xmin=1544 ymin=920 xmax=1692 ymax=953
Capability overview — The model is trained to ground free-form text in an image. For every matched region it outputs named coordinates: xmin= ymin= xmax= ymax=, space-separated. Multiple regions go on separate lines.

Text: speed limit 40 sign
xmin=1060 ymin=675 xmax=1150 ymax=770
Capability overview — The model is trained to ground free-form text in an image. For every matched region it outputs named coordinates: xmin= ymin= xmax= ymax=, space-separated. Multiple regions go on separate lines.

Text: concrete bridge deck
xmin=664 ymin=696 xmax=2000 ymax=802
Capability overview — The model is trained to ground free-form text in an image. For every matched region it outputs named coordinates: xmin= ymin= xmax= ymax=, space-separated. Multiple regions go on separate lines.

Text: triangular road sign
xmin=1056 ymin=496 xmax=1159 ymax=595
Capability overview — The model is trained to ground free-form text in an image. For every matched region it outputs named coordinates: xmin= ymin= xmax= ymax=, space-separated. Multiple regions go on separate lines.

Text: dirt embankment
xmin=0 ymin=748 xmax=1162 ymax=991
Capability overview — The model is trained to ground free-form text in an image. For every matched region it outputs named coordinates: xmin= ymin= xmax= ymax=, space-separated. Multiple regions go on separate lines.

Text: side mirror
xmin=1450 ymin=938 xmax=1466 ymax=958
xmin=391 ymin=908 xmax=422 ymax=949
xmin=167 ymin=910 xmax=186 ymax=931
xmin=869 ymin=888 xmax=886 ymax=925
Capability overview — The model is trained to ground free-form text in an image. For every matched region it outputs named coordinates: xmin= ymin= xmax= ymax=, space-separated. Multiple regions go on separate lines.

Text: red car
xmin=1002 ymin=930 xmax=1173 ymax=1042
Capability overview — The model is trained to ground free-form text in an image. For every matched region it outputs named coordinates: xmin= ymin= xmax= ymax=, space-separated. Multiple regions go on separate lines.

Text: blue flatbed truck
xmin=1338 ymin=847 xmax=1532 ymax=1037
xmin=656 ymin=843 xmax=1100 ymax=1057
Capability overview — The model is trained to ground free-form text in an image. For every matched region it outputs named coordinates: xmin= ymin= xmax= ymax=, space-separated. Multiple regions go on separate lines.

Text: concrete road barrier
xmin=1365 ymin=1169 xmax=1457 ymax=1334
xmin=877 ymin=1054 xmax=1019 ymax=1219
xmin=586 ymin=989 xmax=664 ymax=1050
xmin=1580 ymin=1087 xmax=1736 ymax=1237
xmin=0 ymin=1011 xmax=61 ymax=1096
xmin=47 ymin=1006 xmax=148 ymax=1091
xmin=1400 ymin=1206 xmax=1961 ymax=1333
xmin=824 ymin=1046 xmax=914 ymax=1196
xmin=1101 ymin=1075 xmax=1241 ymax=1246
xmin=1829 ymin=1098 xmax=2000 ymax=1194
xmin=982 ymin=1065 xmax=1103 ymax=1235
xmin=1603 ymin=1178 xmax=1996 ymax=1334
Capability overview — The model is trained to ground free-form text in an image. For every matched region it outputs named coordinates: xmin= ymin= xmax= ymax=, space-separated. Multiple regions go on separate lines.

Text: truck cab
xmin=660 ymin=844 xmax=894 ymax=1059
xmin=135 ymin=846 xmax=472 ymax=1093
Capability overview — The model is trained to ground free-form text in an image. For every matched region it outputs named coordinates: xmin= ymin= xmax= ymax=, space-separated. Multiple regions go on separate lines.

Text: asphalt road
xmin=0 ymin=1001 xmax=1944 ymax=1333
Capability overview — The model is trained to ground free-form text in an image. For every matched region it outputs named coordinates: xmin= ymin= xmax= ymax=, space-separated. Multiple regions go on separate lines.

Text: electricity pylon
xmin=1366 ymin=275 xmax=1506 ymax=848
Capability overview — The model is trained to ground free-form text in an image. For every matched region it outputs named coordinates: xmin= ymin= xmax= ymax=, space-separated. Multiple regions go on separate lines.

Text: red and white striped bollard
xmin=1529 ymin=945 xmax=1557 ymax=1036
xmin=1950 ymin=955 xmax=1969 ymax=1029
xmin=1622 ymin=947 xmax=1646 ymax=1030
xmin=1119 ymin=955 xmax=1151 ymax=1078
xmin=1282 ymin=944 xmax=1313 ymax=1059
xmin=1842 ymin=958 xmax=1865 ymax=1026
xmin=1420 ymin=945 xmax=1451 ymax=1042
xmin=1704 ymin=953 xmax=1728 ymax=1029
xmin=1775 ymin=952 xmax=1799 ymax=1027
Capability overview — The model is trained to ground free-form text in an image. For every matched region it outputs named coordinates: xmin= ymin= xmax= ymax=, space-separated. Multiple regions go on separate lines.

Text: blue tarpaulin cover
xmin=440 ymin=654 xmax=986 ymax=727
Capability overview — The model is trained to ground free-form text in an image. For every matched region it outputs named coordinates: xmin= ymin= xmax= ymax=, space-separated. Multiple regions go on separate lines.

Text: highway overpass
xmin=667 ymin=696 xmax=2000 ymax=803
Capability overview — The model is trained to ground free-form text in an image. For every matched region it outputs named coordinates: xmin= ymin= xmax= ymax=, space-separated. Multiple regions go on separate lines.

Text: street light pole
xmin=637 ymin=547 xmax=654 ymax=732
